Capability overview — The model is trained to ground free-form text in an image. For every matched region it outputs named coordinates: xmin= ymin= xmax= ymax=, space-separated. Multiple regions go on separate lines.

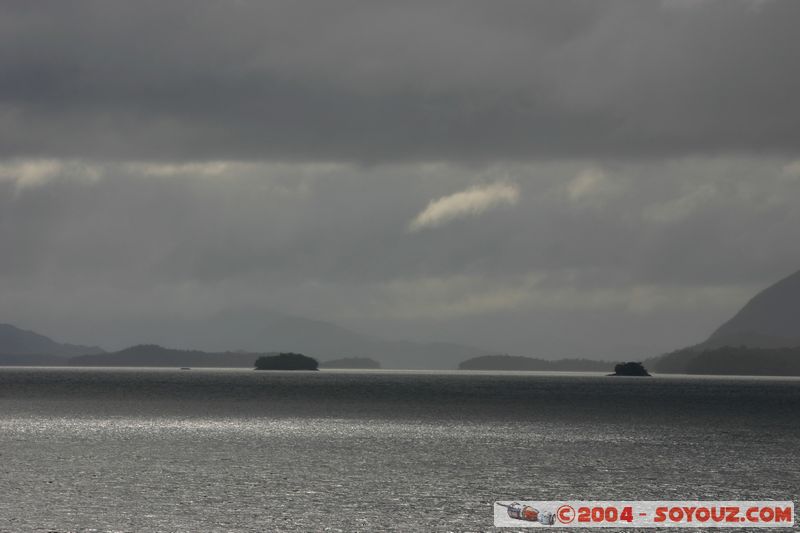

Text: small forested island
xmin=320 ymin=357 xmax=381 ymax=369
xmin=610 ymin=362 xmax=650 ymax=376
xmin=254 ymin=352 xmax=319 ymax=370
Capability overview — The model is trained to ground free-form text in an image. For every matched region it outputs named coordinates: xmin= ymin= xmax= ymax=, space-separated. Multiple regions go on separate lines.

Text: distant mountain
xmin=70 ymin=344 xmax=270 ymax=367
xmin=459 ymin=355 xmax=613 ymax=372
xmin=0 ymin=323 xmax=104 ymax=359
xmin=649 ymin=268 xmax=800 ymax=373
xmin=90 ymin=309 xmax=486 ymax=369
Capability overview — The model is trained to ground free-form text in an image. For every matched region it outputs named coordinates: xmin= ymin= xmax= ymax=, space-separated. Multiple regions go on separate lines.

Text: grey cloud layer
xmin=2 ymin=157 xmax=798 ymax=357
xmin=2 ymin=0 xmax=799 ymax=161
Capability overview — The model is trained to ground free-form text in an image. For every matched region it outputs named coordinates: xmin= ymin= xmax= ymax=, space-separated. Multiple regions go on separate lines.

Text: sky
xmin=2 ymin=0 xmax=800 ymax=359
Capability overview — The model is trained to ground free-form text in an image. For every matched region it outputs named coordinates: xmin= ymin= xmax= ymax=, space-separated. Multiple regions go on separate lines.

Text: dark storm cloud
xmin=1 ymin=0 xmax=799 ymax=162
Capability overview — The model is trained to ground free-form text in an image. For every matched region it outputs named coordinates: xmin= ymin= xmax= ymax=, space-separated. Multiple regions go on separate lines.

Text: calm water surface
xmin=0 ymin=368 xmax=798 ymax=532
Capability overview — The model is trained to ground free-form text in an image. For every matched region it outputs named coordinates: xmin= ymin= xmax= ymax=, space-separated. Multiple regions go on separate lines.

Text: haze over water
xmin=1 ymin=368 xmax=797 ymax=531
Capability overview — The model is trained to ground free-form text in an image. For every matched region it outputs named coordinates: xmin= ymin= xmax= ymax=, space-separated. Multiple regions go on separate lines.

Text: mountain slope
xmin=706 ymin=269 xmax=800 ymax=348
xmin=0 ymin=323 xmax=104 ymax=357
xmin=649 ymin=268 xmax=800 ymax=373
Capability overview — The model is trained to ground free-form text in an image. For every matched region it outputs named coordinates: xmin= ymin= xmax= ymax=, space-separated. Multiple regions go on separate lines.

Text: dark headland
xmin=458 ymin=354 xmax=614 ymax=372
xmin=69 ymin=344 xmax=270 ymax=368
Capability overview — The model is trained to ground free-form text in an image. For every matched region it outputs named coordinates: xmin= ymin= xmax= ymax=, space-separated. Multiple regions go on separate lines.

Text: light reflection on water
xmin=0 ymin=416 xmax=650 ymax=445
xmin=0 ymin=369 xmax=798 ymax=532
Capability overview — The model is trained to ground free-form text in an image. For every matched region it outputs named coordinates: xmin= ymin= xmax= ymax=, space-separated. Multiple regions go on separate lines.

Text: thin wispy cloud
xmin=408 ymin=183 xmax=520 ymax=232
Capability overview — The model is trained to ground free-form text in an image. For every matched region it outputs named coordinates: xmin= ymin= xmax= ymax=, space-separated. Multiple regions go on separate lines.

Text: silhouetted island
xmin=610 ymin=362 xmax=650 ymax=376
xmin=254 ymin=352 xmax=319 ymax=370
xmin=321 ymin=357 xmax=381 ymax=369
xmin=458 ymin=354 xmax=614 ymax=371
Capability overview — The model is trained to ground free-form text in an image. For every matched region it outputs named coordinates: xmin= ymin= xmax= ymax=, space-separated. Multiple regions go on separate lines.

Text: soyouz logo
xmin=494 ymin=501 xmax=795 ymax=528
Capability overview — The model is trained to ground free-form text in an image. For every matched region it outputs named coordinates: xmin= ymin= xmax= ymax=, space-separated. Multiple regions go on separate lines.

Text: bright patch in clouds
xmin=567 ymin=167 xmax=611 ymax=202
xmin=0 ymin=159 xmax=101 ymax=190
xmin=782 ymin=160 xmax=800 ymax=179
xmin=131 ymin=161 xmax=241 ymax=177
xmin=408 ymin=182 xmax=519 ymax=231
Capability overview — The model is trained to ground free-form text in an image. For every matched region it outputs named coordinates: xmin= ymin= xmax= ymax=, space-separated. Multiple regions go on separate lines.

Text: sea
xmin=0 ymin=368 xmax=798 ymax=532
